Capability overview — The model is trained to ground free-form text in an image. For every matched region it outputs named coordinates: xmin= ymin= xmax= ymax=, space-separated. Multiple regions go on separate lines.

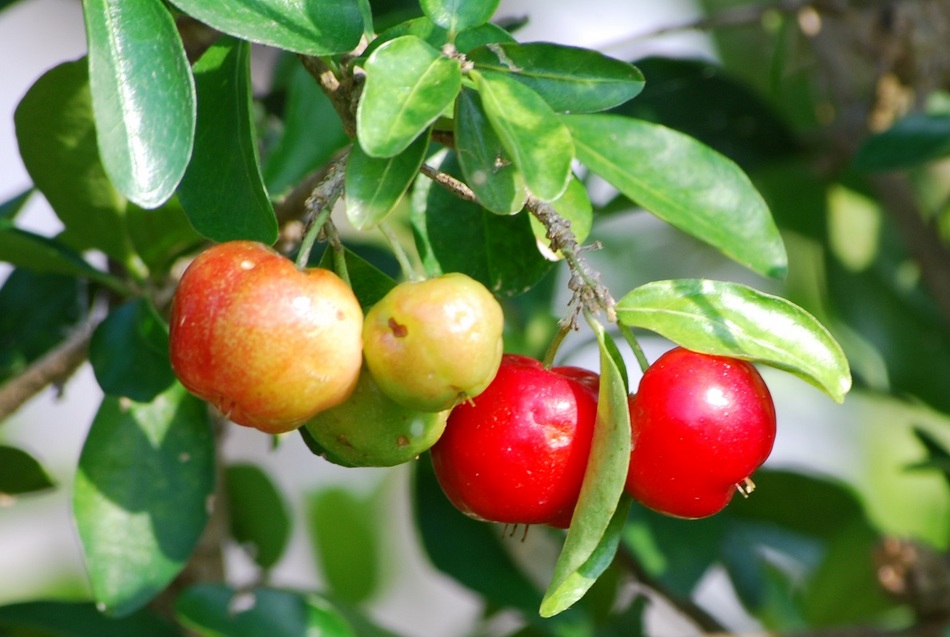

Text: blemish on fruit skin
xmin=397 ymin=435 xmax=410 ymax=447
xmin=388 ymin=317 xmax=409 ymax=338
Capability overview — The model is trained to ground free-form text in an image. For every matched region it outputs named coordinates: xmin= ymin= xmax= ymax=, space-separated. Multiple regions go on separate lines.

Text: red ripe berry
xmin=625 ymin=347 xmax=776 ymax=519
xmin=431 ymin=354 xmax=599 ymax=528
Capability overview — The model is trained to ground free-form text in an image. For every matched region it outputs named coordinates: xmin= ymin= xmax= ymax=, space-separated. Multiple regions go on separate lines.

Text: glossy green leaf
xmin=225 ymin=464 xmax=291 ymax=570
xmin=89 ymin=299 xmax=175 ymax=402
xmin=262 ymin=62 xmax=349 ymax=197
xmin=177 ymin=37 xmax=278 ymax=244
xmin=854 ymin=114 xmax=950 ymax=172
xmin=13 ymin=60 xmax=130 ymax=261
xmin=361 ymin=16 xmax=449 ymax=59
xmin=529 ymin=174 xmax=592 ymax=259
xmin=471 ymin=69 xmax=574 ymax=201
xmin=565 ymin=114 xmax=787 ymax=278
xmin=420 ymin=0 xmax=498 ymax=33
xmin=454 ymin=22 xmax=517 ymax=53
xmin=540 ymin=319 xmax=631 ymax=617
xmin=168 ymin=0 xmax=363 ymax=55
xmin=309 ymin=487 xmax=380 ymax=604
xmin=346 ymin=131 xmax=430 ymax=229
xmin=468 ymin=43 xmax=644 ymax=113
xmin=83 ymin=0 xmax=195 ymax=208
xmin=73 ymin=385 xmax=215 ymax=616
xmin=0 ymin=221 xmax=124 ymax=291
xmin=0 ymin=446 xmax=55 ymax=497
xmin=455 ymin=87 xmax=527 ymax=214
xmin=0 ymin=269 xmax=85 ymax=384
xmin=357 ymin=35 xmax=462 ymax=157
xmin=414 ymin=455 xmax=543 ymax=613
xmin=412 ymin=152 xmax=552 ymax=296
xmin=616 ymin=279 xmax=852 ymax=402
xmin=0 ymin=601 xmax=179 ymax=637
xmin=176 ymin=585 xmax=356 ymax=637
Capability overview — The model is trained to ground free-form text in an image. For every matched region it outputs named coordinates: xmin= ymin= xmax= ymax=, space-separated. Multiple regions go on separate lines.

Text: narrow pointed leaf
xmin=0 ymin=446 xmax=56 ymax=497
xmin=565 ymin=114 xmax=787 ymax=278
xmin=616 ymin=279 xmax=852 ymax=402
xmin=83 ymin=0 xmax=195 ymax=208
xmin=357 ymin=36 xmax=462 ymax=158
xmin=420 ymin=0 xmax=499 ymax=33
xmin=177 ymin=37 xmax=278 ymax=244
xmin=168 ymin=0 xmax=363 ymax=55
xmin=540 ymin=319 xmax=631 ymax=616
xmin=455 ymin=87 xmax=527 ymax=214
xmin=468 ymin=42 xmax=645 ymax=113
xmin=345 ymin=132 xmax=430 ymax=229
xmin=471 ymin=69 xmax=573 ymax=201
xmin=0 ymin=221 xmax=124 ymax=291
xmin=0 ymin=189 xmax=32 ymax=221
xmin=73 ymin=385 xmax=215 ymax=616
xmin=14 ymin=60 xmax=130 ymax=260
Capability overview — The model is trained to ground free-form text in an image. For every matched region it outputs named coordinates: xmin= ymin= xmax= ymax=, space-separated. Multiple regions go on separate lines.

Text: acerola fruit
xmin=431 ymin=354 xmax=599 ymax=528
xmin=625 ymin=347 xmax=776 ymax=519
xmin=303 ymin=365 xmax=449 ymax=467
xmin=169 ymin=241 xmax=363 ymax=434
xmin=362 ymin=273 xmax=504 ymax=412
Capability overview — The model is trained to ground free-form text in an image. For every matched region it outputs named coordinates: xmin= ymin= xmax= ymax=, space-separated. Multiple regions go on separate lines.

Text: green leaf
xmin=540 ymin=319 xmax=631 ymax=617
xmin=13 ymin=60 xmax=130 ymax=261
xmin=176 ymin=585 xmax=356 ymax=637
xmin=411 ymin=152 xmax=552 ymax=296
xmin=0 ymin=189 xmax=31 ymax=221
xmin=0 ymin=446 xmax=56 ymax=497
xmin=455 ymin=87 xmax=527 ymax=214
xmin=0 ymin=601 xmax=180 ymax=637
xmin=262 ymin=62 xmax=349 ymax=197
xmin=345 ymin=132 xmax=430 ymax=229
xmin=168 ymin=0 xmax=363 ymax=55
xmin=362 ymin=16 xmax=449 ymax=59
xmin=309 ymin=487 xmax=380 ymax=604
xmin=177 ymin=37 xmax=278 ymax=244
xmin=455 ymin=22 xmax=517 ymax=53
xmin=89 ymin=299 xmax=176 ymax=402
xmin=471 ymin=69 xmax=574 ymax=201
xmin=565 ymin=114 xmax=787 ymax=278
xmin=73 ymin=385 xmax=215 ymax=616
xmin=468 ymin=43 xmax=644 ymax=113
xmin=420 ymin=0 xmax=499 ymax=33
xmin=82 ymin=0 xmax=195 ymax=208
xmin=854 ymin=114 xmax=950 ymax=172
xmin=615 ymin=279 xmax=852 ymax=402
xmin=0 ymin=221 xmax=125 ymax=291
xmin=315 ymin=246 xmax=398 ymax=310
xmin=357 ymin=35 xmax=462 ymax=157
xmin=0 ymin=269 xmax=85 ymax=384
xmin=225 ymin=464 xmax=291 ymax=570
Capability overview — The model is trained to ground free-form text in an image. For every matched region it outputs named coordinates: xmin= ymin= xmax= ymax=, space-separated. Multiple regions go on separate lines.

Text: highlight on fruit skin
xmin=168 ymin=240 xmax=364 ymax=434
xmin=361 ymin=272 xmax=505 ymax=413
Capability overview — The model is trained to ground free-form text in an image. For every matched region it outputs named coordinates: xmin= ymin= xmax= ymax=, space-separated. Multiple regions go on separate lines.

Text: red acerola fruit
xmin=625 ymin=347 xmax=776 ymax=519
xmin=431 ymin=354 xmax=599 ymax=528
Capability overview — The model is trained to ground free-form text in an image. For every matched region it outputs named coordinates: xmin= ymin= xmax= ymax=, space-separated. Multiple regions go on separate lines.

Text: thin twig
xmin=0 ymin=320 xmax=98 ymax=424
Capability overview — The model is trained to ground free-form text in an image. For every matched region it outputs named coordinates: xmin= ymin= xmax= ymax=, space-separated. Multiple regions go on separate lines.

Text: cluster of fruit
xmin=169 ymin=241 xmax=777 ymax=522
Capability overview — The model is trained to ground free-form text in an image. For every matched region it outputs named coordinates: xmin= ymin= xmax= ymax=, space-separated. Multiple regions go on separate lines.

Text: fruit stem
xmin=323 ymin=217 xmax=351 ymax=286
xmin=618 ymin=322 xmax=650 ymax=374
xmin=296 ymin=153 xmax=348 ymax=269
xmin=542 ymin=323 xmax=572 ymax=369
xmin=379 ymin=221 xmax=422 ymax=282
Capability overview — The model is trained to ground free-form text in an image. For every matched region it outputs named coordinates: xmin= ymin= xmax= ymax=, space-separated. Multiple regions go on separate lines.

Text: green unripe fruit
xmin=304 ymin=365 xmax=449 ymax=467
xmin=361 ymin=273 xmax=504 ymax=412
